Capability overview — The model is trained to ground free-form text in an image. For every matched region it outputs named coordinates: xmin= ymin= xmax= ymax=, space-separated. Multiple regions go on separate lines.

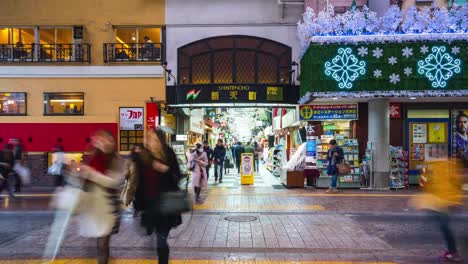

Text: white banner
xmin=119 ymin=107 xmax=144 ymax=130
xmin=190 ymin=109 xmax=204 ymax=134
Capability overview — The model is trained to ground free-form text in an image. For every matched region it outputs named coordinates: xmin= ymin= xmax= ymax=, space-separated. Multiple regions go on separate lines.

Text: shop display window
xmin=0 ymin=92 xmax=27 ymax=115
xmin=44 ymin=92 xmax=84 ymax=115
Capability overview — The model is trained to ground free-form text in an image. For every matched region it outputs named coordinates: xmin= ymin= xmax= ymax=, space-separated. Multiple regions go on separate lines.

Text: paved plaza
xmin=0 ymin=167 xmax=467 ymax=263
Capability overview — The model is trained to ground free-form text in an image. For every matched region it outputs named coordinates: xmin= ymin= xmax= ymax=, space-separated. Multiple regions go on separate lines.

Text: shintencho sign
xmin=167 ymin=84 xmax=300 ymax=105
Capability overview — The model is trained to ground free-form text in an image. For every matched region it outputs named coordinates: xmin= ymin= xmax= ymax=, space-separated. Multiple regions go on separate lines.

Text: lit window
xmin=44 ymin=92 xmax=84 ymax=115
xmin=112 ymin=27 xmax=162 ymax=61
xmin=0 ymin=93 xmax=26 ymax=115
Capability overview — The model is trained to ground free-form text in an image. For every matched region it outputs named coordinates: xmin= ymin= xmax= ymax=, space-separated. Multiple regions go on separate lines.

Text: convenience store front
xmin=300 ymin=38 xmax=468 ymax=189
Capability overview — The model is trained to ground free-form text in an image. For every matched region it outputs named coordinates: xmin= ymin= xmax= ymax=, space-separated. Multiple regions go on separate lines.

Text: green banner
xmin=300 ymin=41 xmax=467 ymax=95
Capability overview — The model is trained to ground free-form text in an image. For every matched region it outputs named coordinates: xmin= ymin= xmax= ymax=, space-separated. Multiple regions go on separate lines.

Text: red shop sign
xmin=146 ymin=102 xmax=159 ymax=130
xmin=390 ymin=103 xmax=401 ymax=119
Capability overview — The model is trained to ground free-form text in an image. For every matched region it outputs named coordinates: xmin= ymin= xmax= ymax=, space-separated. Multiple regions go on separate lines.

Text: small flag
xmin=186 ymin=89 xmax=201 ymax=101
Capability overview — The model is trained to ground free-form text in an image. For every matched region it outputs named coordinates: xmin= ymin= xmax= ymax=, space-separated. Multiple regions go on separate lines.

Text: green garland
xmin=300 ymin=41 xmax=467 ymax=95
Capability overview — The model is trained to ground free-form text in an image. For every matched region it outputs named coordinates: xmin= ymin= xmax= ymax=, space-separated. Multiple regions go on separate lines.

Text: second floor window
xmin=0 ymin=26 xmax=88 ymax=62
xmin=44 ymin=92 xmax=84 ymax=116
xmin=107 ymin=26 xmax=162 ymax=62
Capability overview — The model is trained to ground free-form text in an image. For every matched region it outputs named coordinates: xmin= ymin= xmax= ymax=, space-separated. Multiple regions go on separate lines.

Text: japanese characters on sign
xmin=120 ymin=107 xmax=144 ymax=130
xmin=174 ymin=84 xmax=297 ymax=104
xmin=299 ymin=104 xmax=358 ymax=121
xmin=389 ymin=103 xmax=401 ymax=119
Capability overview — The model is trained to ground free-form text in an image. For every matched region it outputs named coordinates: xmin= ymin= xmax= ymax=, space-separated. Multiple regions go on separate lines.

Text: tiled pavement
xmin=0 ymin=260 xmax=396 ymax=264
xmin=1 ymin=165 xmax=467 ymax=263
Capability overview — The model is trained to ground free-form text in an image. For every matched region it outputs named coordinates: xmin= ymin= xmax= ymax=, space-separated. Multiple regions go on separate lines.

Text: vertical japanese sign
xmin=305 ymin=122 xmax=317 ymax=169
xmin=119 ymin=107 xmax=144 ymax=151
xmin=389 ymin=103 xmax=401 ymax=119
xmin=146 ymin=102 xmax=159 ymax=130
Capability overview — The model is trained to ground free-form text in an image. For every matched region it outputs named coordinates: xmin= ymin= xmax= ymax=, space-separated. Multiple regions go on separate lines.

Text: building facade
xmin=0 ymin=0 xmax=166 ymax=185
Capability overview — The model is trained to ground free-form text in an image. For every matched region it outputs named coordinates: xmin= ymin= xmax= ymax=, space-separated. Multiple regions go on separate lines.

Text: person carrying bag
xmin=326 ymin=139 xmax=344 ymax=193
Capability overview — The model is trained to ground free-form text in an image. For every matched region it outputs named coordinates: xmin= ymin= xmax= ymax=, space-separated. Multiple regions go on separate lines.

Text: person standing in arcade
xmin=203 ymin=141 xmax=213 ymax=180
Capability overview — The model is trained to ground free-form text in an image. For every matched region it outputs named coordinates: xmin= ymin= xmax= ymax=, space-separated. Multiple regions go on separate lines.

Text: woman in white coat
xmin=78 ymin=130 xmax=124 ymax=264
xmin=190 ymin=143 xmax=208 ymax=203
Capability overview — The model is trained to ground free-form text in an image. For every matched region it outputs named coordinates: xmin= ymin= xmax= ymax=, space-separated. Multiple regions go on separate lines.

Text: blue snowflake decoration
xmin=325 ymin=48 xmax=366 ymax=89
xmin=417 ymin=46 xmax=461 ymax=88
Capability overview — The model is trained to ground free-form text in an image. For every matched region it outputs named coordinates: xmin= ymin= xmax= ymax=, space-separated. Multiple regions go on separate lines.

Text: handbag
xmin=336 ymin=162 xmax=352 ymax=175
xmin=158 ymin=191 xmax=192 ymax=215
xmin=188 ymin=160 xmax=196 ymax=171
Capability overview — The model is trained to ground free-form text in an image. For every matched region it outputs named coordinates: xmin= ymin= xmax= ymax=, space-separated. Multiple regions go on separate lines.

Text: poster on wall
xmin=120 ymin=107 xmax=144 ymax=131
xmin=190 ymin=109 xmax=205 ymax=135
xmin=412 ymin=123 xmax=427 ymax=144
xmin=119 ymin=107 xmax=144 ymax=151
xmin=452 ymin=110 xmax=468 ymax=163
xmin=410 ymin=144 xmax=425 ymax=161
xmin=428 ymin=123 xmax=447 ymax=143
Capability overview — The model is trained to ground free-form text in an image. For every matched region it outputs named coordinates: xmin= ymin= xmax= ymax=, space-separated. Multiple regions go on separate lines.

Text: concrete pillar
xmin=368 ymin=0 xmax=390 ymax=17
xmin=368 ymin=99 xmax=390 ymax=189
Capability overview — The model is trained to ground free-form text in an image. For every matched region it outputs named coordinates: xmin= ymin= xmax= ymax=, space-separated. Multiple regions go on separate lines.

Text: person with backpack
xmin=326 ymin=139 xmax=344 ymax=193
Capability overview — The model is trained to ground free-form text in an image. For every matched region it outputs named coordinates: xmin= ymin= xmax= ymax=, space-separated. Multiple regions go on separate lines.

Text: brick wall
xmin=24 ymin=153 xmax=53 ymax=187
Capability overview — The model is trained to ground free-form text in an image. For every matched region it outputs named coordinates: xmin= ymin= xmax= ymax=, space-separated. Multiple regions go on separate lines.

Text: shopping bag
xmin=51 ymin=186 xmax=87 ymax=214
xmin=336 ymin=162 xmax=352 ymax=175
xmin=47 ymin=162 xmax=62 ymax=175
xmin=13 ymin=163 xmax=31 ymax=185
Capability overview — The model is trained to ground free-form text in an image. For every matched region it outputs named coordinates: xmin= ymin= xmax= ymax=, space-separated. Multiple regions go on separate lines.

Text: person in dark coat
xmin=235 ymin=142 xmax=245 ymax=174
xmin=326 ymin=139 xmax=344 ymax=193
xmin=133 ymin=128 xmax=183 ymax=264
xmin=213 ymin=139 xmax=226 ymax=183
xmin=203 ymin=140 xmax=213 ymax=180
xmin=0 ymin=144 xmax=15 ymax=198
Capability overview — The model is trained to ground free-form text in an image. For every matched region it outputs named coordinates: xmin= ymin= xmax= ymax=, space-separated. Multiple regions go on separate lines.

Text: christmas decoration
xmin=324 ymin=48 xmax=366 ymax=89
xmin=297 ymin=3 xmax=468 ymax=55
xmin=300 ymin=41 xmax=466 ymax=94
xmin=417 ymin=46 xmax=462 ymax=88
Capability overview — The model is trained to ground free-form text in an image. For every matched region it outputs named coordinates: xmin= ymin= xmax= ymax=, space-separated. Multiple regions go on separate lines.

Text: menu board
xmin=412 ymin=123 xmax=427 ymax=144
xmin=410 ymin=143 xmax=425 ymax=161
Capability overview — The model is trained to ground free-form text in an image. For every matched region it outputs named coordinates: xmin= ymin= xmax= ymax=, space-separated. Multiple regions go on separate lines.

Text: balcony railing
xmin=103 ymin=43 xmax=163 ymax=63
xmin=0 ymin=44 xmax=90 ymax=63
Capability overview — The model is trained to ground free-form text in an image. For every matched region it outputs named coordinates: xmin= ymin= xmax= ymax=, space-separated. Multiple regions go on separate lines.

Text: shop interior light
xmin=410 ymin=97 xmax=417 ymax=100
xmin=50 ymin=99 xmax=84 ymax=103
xmin=333 ymin=97 xmax=338 ymax=100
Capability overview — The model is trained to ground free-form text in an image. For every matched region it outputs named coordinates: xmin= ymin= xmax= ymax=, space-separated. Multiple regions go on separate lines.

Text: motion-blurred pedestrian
xmin=122 ymin=144 xmax=144 ymax=217
xmin=410 ymin=160 xmax=464 ymax=262
xmin=49 ymin=145 xmax=66 ymax=187
xmin=76 ymin=130 xmax=124 ymax=264
xmin=133 ymin=128 xmax=183 ymax=264
xmin=0 ymin=144 xmax=15 ymax=198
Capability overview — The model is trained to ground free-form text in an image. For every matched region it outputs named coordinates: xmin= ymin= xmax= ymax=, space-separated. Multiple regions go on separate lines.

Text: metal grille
xmin=178 ymin=35 xmax=292 ymax=85
xmin=0 ymin=44 xmax=90 ymax=63
xmin=191 ymin=53 xmax=211 ymax=84
xmin=104 ymin=43 xmax=162 ymax=63
xmin=214 ymin=51 xmax=233 ymax=83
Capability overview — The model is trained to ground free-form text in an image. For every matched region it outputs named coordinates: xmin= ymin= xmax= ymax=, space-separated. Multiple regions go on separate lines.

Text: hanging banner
xmin=119 ymin=107 xmax=144 ymax=130
xmin=389 ymin=103 xmax=401 ymax=119
xmin=190 ymin=109 xmax=205 ymax=134
xmin=299 ymin=104 xmax=358 ymax=121
xmin=146 ymin=102 xmax=159 ymax=130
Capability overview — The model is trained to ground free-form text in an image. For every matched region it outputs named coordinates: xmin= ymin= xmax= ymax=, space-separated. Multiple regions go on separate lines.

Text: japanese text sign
xmin=120 ymin=107 xmax=144 ymax=130
xmin=299 ymin=104 xmax=358 ymax=121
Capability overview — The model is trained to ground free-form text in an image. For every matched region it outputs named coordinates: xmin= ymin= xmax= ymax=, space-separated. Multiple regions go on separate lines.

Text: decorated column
xmin=368 ymin=99 xmax=390 ymax=189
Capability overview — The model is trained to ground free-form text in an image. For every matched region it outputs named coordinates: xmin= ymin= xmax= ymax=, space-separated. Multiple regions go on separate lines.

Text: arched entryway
xmin=177 ymin=35 xmax=293 ymax=85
